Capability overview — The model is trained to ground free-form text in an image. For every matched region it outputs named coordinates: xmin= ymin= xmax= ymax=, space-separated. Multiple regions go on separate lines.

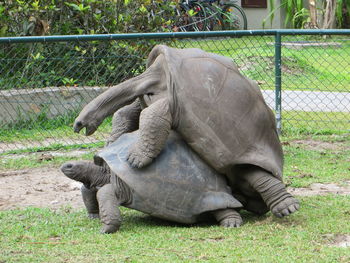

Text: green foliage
xmin=336 ymin=0 xmax=350 ymax=28
xmin=263 ymin=0 xmax=309 ymax=29
xmin=0 ymin=0 xmax=177 ymax=36
xmin=263 ymin=0 xmax=350 ymax=29
xmin=0 ymin=0 xmax=177 ymax=90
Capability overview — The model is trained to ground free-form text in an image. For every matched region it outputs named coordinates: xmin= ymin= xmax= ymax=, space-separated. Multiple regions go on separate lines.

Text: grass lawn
xmin=0 ymin=195 xmax=349 ymax=263
xmin=282 ymin=111 xmax=350 ymax=135
xmin=282 ymin=135 xmax=350 ymax=187
xmin=0 ymin=132 xmax=349 ymax=262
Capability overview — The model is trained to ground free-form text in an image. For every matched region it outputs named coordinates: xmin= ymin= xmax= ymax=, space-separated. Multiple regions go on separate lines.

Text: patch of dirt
xmin=288 ymin=182 xmax=350 ymax=196
xmin=289 ymin=139 xmax=347 ymax=151
xmin=323 ymin=234 xmax=350 ymax=248
xmin=0 ymin=167 xmax=84 ymax=210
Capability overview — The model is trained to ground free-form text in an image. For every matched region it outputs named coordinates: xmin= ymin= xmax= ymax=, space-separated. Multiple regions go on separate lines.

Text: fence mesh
xmin=279 ymin=35 xmax=350 ymax=132
xmin=0 ymin=32 xmax=349 ymax=154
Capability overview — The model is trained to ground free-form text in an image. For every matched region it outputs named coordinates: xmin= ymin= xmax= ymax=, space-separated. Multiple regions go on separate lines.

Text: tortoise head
xmin=60 ymin=160 xmax=94 ymax=185
xmin=74 ymin=52 xmax=167 ymax=136
xmin=61 ymin=160 xmax=110 ymax=188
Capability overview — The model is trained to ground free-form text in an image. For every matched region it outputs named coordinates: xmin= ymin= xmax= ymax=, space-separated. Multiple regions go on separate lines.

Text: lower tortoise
xmin=61 ymin=131 xmax=244 ymax=233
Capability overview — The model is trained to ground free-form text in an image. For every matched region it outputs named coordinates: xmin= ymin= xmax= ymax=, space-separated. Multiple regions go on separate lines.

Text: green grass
xmin=283 ymin=141 xmax=350 ymax=187
xmin=0 ymin=142 xmax=104 ymax=156
xmin=0 ymin=151 xmax=95 ymax=171
xmin=0 ymin=115 xmax=112 ymax=144
xmin=177 ymin=36 xmax=350 ymax=92
xmin=0 ymin=127 xmax=349 ymax=262
xmin=0 ymin=195 xmax=349 ymax=262
xmin=281 ymin=127 xmax=350 ymax=188
xmin=0 ymin=116 xmax=112 ymax=155
xmin=282 ymin=111 xmax=350 ymax=136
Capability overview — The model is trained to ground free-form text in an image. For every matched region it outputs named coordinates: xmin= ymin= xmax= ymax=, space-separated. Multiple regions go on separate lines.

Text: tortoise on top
xmin=61 ymin=131 xmax=243 ymax=233
xmin=74 ymin=45 xmax=299 ymax=218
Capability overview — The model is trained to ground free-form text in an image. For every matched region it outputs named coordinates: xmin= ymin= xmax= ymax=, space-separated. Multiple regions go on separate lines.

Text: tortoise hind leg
xmin=97 ymin=184 xmax=122 ymax=234
xmin=213 ymin=209 xmax=243 ymax=227
xmin=233 ymin=192 xmax=269 ymax=215
xmin=241 ymin=166 xmax=300 ymax=218
xmin=127 ymin=98 xmax=172 ymax=168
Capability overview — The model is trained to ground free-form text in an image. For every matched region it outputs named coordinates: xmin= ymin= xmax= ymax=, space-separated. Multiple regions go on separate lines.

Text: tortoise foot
xmin=100 ymin=224 xmax=120 ymax=234
xmin=214 ymin=209 xmax=243 ymax=228
xmin=88 ymin=213 xmax=99 ymax=219
xmin=271 ymin=197 xmax=300 ymax=218
xmin=127 ymin=146 xmax=153 ymax=168
xmin=219 ymin=216 xmax=243 ymax=228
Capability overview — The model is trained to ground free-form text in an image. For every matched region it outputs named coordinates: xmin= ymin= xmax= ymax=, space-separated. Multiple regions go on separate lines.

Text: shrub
xmin=0 ymin=0 xmax=177 ymax=89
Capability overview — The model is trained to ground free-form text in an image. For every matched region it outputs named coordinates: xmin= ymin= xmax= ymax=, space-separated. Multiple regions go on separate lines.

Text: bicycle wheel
xmin=174 ymin=2 xmax=207 ymax=32
xmin=189 ymin=2 xmax=208 ymax=31
xmin=173 ymin=4 xmax=191 ymax=32
xmin=221 ymin=3 xmax=247 ymax=30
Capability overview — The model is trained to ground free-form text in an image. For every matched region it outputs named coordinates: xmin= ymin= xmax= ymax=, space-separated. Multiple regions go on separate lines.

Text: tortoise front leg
xmin=213 ymin=209 xmax=243 ymax=227
xmin=127 ymin=98 xmax=172 ymax=168
xmin=97 ymin=184 xmax=122 ymax=234
xmin=81 ymin=185 xmax=99 ymax=219
xmin=106 ymin=99 xmax=142 ymax=146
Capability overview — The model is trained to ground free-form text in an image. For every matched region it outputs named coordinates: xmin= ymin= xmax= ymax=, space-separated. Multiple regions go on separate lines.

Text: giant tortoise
xmin=61 ymin=131 xmax=243 ymax=233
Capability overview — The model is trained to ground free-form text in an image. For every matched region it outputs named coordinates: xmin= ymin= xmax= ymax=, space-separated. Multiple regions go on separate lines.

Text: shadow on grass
xmin=121 ymin=209 xmax=272 ymax=229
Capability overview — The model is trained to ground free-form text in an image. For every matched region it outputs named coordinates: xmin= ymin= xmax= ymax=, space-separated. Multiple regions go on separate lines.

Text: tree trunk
xmin=323 ymin=0 xmax=337 ymax=29
xmin=308 ymin=0 xmax=318 ymax=28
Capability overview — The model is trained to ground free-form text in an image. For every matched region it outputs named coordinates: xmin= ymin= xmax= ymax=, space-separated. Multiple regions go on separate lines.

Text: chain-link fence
xmin=0 ymin=30 xmax=349 ymax=154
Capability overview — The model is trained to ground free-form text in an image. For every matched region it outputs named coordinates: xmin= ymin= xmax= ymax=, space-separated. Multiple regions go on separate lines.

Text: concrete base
xmin=0 ymin=86 xmax=106 ymax=124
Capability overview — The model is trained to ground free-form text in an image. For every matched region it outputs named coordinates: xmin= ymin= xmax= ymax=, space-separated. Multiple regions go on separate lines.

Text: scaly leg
xmin=106 ymin=99 xmax=142 ymax=145
xmin=97 ymin=184 xmax=122 ymax=234
xmin=243 ymin=166 xmax=300 ymax=218
xmin=81 ymin=185 xmax=99 ymax=219
xmin=127 ymin=98 xmax=172 ymax=168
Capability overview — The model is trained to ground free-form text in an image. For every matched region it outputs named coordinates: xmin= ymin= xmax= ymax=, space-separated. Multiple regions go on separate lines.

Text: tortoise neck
xmin=113 ymin=174 xmax=132 ymax=205
xmin=86 ymin=163 xmax=110 ymax=189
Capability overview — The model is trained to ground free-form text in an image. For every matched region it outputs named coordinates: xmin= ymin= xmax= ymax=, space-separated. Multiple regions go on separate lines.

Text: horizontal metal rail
xmin=1 ymin=29 xmax=350 ymax=44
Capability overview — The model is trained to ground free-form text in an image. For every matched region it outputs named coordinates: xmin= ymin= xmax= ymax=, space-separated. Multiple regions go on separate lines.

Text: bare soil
xmin=323 ymin=234 xmax=350 ymax=248
xmin=0 ymin=166 xmax=349 ymax=211
xmin=0 ymin=167 xmax=84 ymax=211
xmin=290 ymin=138 xmax=347 ymax=151
xmin=287 ymin=182 xmax=350 ymax=196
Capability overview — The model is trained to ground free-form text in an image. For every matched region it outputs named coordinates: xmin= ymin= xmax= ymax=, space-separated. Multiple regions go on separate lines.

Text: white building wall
xmin=239 ymin=0 xmax=286 ymax=29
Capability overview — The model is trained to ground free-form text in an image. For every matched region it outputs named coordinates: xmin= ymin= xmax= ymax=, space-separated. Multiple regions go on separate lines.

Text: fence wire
xmin=0 ymin=31 xmax=349 ymax=154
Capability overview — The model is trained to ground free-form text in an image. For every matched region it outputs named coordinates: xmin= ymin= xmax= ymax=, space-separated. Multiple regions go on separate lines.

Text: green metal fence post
xmin=275 ymin=32 xmax=282 ymax=135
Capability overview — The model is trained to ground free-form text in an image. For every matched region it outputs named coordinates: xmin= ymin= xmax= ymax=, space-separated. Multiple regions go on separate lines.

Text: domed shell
xmin=147 ymin=45 xmax=283 ymax=179
xmin=96 ymin=131 xmax=242 ymax=224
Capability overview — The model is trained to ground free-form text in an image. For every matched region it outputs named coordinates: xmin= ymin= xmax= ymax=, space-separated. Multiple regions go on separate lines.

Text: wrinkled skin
xmin=73 ymin=45 xmax=299 ymax=219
